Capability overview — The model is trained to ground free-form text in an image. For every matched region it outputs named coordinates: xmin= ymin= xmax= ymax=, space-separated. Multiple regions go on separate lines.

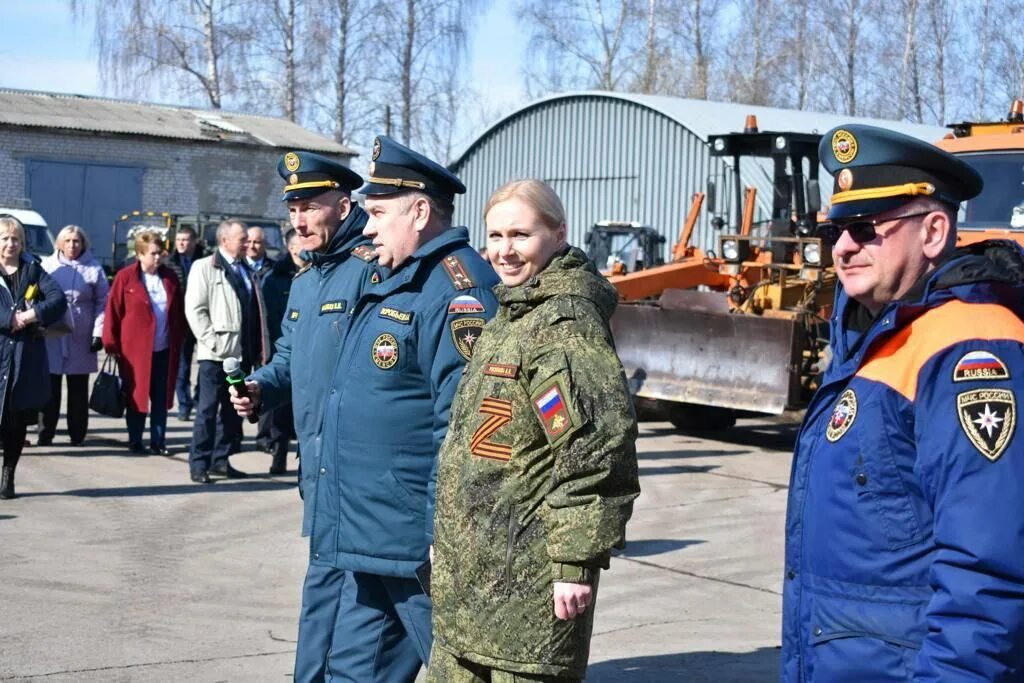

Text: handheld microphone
xmin=224 ymin=357 xmax=259 ymax=424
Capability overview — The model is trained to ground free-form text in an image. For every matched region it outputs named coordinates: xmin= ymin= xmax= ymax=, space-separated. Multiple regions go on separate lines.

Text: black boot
xmin=269 ymin=450 xmax=287 ymax=475
xmin=0 ymin=465 xmax=15 ymax=499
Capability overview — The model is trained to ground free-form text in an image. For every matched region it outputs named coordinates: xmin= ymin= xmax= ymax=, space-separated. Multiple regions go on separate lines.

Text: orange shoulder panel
xmin=856 ymin=301 xmax=1024 ymax=401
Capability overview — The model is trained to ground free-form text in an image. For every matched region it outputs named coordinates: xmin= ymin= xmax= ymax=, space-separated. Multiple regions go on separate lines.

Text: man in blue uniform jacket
xmin=231 ymin=150 xmax=377 ymax=682
xmin=781 ymin=124 xmax=1024 ymax=682
xmin=317 ymin=136 xmax=499 ymax=682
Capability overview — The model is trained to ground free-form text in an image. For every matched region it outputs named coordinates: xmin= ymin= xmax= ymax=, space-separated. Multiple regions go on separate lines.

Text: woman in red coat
xmin=103 ymin=231 xmax=186 ymax=454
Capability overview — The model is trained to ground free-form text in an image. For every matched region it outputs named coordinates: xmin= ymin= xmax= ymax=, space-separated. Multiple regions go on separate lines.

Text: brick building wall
xmin=0 ymin=126 xmax=351 ymax=218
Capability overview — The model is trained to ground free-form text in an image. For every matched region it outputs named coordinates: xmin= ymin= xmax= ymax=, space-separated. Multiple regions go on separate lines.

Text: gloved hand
xmin=90 ymin=336 xmax=103 ymax=353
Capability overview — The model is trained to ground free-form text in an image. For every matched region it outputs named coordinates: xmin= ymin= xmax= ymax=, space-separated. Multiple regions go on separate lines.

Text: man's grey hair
xmin=216 ymin=219 xmax=248 ymax=242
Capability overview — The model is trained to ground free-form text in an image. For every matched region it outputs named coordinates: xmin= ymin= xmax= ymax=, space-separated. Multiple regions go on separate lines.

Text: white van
xmin=0 ymin=208 xmax=57 ymax=260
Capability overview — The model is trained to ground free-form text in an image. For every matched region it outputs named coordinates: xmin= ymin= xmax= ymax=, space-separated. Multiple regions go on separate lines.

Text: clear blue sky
xmin=0 ymin=0 xmax=528 ymax=140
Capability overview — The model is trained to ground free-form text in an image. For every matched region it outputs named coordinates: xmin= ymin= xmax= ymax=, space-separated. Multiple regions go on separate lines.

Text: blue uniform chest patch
xmin=826 ymin=389 xmax=858 ymax=442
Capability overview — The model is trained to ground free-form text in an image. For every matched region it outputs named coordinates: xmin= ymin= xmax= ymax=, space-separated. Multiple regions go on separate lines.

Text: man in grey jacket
xmin=184 ymin=220 xmax=267 ymax=484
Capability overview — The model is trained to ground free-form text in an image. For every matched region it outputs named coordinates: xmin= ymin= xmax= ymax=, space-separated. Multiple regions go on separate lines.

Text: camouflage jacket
xmin=432 ymin=247 xmax=640 ymax=677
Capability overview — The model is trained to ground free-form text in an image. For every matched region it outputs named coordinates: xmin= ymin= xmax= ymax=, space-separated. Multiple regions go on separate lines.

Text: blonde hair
xmin=133 ymin=230 xmax=165 ymax=256
xmin=0 ymin=215 xmax=26 ymax=246
xmin=55 ymin=224 xmax=90 ymax=255
xmin=484 ymin=179 xmax=566 ymax=231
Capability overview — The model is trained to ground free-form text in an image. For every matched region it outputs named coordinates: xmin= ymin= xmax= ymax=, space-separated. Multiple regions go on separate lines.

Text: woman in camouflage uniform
xmin=429 ymin=179 xmax=640 ymax=682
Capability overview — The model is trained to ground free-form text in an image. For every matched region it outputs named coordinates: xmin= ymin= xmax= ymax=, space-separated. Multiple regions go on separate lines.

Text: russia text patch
xmin=448 ymin=295 xmax=486 ymax=314
xmin=953 ymin=350 xmax=1010 ymax=382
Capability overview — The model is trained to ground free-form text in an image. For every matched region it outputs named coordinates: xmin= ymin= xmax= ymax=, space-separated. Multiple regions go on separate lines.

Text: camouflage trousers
xmin=425 ymin=645 xmax=581 ymax=683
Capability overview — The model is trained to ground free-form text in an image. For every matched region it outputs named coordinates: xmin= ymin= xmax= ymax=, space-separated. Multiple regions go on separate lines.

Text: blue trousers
xmin=175 ymin=333 xmax=197 ymax=413
xmin=125 ymin=349 xmax=169 ymax=449
xmin=294 ymin=566 xmax=430 ymax=683
xmin=188 ymin=360 xmax=242 ymax=474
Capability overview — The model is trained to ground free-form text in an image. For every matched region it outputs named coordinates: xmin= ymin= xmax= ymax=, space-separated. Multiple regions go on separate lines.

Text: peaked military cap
xmin=278 ymin=151 xmax=363 ymax=201
xmin=820 ymin=124 xmax=983 ymax=220
xmin=358 ymin=135 xmax=466 ymax=203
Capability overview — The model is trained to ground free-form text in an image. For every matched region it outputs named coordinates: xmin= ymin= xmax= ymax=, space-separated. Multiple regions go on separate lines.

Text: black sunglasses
xmin=817 ymin=211 xmax=933 ymax=245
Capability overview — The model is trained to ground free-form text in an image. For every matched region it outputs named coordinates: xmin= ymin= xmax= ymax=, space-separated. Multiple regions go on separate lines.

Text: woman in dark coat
xmin=103 ymin=230 xmax=186 ymax=454
xmin=0 ymin=215 xmax=68 ymax=499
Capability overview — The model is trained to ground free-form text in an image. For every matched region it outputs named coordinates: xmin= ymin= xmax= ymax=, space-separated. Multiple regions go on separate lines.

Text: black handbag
xmin=89 ymin=355 xmax=126 ymax=418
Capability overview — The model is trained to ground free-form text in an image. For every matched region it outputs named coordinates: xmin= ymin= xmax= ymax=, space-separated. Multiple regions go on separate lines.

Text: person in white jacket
xmin=184 ymin=220 xmax=267 ymax=484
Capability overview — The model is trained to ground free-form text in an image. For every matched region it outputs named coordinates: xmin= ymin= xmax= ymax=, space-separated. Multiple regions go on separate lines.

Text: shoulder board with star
xmin=293 ymin=263 xmax=313 ymax=280
xmin=441 ymin=254 xmax=476 ymax=291
xmin=351 ymin=245 xmax=377 ymax=262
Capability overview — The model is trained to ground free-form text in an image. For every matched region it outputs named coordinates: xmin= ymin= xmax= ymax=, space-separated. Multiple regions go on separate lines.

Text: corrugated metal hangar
xmin=449 ymin=91 xmax=946 ymax=257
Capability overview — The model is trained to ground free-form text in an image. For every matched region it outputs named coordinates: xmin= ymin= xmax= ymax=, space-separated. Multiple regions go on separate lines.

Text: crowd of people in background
xmin=0 ymin=212 xmax=307 ymax=497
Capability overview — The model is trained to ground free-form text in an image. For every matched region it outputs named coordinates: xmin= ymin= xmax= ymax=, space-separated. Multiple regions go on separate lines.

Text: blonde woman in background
xmin=38 ymin=225 xmax=109 ymax=447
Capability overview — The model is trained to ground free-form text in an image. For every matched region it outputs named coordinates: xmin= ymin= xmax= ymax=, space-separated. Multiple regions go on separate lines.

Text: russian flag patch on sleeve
xmin=532 ymin=378 xmax=577 ymax=441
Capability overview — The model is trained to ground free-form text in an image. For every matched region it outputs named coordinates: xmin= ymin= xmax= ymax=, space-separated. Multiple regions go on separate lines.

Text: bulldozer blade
xmin=611 ymin=300 xmax=802 ymax=414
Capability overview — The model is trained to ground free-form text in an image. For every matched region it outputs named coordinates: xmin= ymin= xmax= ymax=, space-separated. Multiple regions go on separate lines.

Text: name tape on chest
xmin=470 ymin=396 xmax=514 ymax=462
xmin=825 ymin=389 xmax=857 ymax=442
xmin=957 ymin=388 xmax=1015 ymax=462
xmin=448 ymin=295 xmax=486 ymax=314
xmin=953 ymin=350 xmax=1010 ymax=382
xmin=378 ymin=306 xmax=413 ymax=324
xmin=371 ymin=333 xmax=399 ymax=369
xmin=450 ymin=317 xmax=484 ymax=361
xmin=442 ymin=254 xmax=476 ymax=291
xmin=484 ymin=363 xmax=520 ymax=380
xmin=320 ymin=300 xmax=346 ymax=314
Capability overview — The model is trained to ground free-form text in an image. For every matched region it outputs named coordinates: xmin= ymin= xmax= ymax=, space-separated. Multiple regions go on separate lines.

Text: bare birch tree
xmin=73 ymin=0 xmax=254 ymax=109
xmin=516 ymin=0 xmax=643 ymax=95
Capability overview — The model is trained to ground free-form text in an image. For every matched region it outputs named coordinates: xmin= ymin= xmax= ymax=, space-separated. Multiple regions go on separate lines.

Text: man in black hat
xmin=230 ymin=150 xmax=378 ymax=682
xmin=781 ymin=125 xmax=1024 ymax=681
xmin=269 ymin=135 xmax=500 ymax=681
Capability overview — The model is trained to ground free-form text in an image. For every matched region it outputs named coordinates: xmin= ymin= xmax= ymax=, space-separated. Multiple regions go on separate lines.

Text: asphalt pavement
xmin=0 ymin=404 xmax=798 ymax=682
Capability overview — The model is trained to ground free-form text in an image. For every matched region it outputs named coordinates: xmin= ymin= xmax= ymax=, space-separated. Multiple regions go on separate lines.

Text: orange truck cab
xmin=935 ymin=99 xmax=1024 ymax=247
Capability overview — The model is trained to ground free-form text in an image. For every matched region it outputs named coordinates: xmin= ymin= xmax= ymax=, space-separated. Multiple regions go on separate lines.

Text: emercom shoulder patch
xmin=957 ymin=388 xmax=1015 ymax=462
xmin=450 ymin=317 xmax=484 ymax=361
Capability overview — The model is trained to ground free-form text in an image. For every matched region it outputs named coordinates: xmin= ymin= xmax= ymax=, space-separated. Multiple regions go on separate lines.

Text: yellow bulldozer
xmin=594 ymin=103 xmax=1024 ymax=431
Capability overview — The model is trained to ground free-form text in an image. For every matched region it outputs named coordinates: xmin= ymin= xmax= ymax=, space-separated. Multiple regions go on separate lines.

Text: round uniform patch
xmin=371 ymin=333 xmax=399 ymax=369
xmin=831 ymin=130 xmax=858 ymax=164
xmin=371 ymin=137 xmax=382 ymax=161
xmin=825 ymin=389 xmax=857 ymax=442
xmin=837 ymin=168 xmax=854 ymax=191
xmin=284 ymin=152 xmax=301 ymax=172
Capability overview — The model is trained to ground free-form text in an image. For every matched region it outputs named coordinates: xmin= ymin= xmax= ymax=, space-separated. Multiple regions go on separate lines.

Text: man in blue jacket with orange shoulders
xmin=782 ymin=124 xmax=1024 ymax=681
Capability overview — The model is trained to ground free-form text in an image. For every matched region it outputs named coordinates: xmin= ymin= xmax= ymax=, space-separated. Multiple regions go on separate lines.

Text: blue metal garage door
xmin=26 ymin=160 xmax=144 ymax=268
